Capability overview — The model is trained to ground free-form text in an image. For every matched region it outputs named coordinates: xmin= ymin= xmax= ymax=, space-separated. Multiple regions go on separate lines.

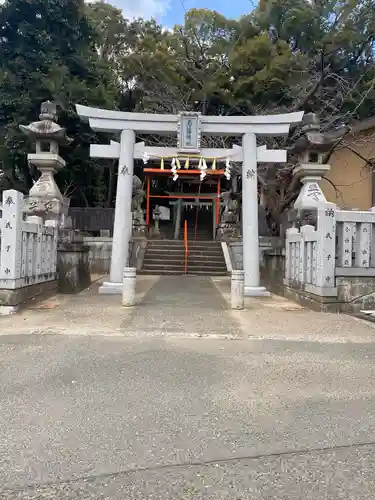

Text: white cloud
xmin=90 ymin=0 xmax=170 ymax=21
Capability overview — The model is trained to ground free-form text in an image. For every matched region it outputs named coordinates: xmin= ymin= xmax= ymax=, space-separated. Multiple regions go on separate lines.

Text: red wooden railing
xmin=184 ymin=220 xmax=188 ymax=274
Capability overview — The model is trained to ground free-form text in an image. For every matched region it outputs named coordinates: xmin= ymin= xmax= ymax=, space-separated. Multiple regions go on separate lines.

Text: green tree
xmin=251 ymin=0 xmax=375 ymax=219
xmin=3 ymin=0 xmax=374 ymax=218
xmin=0 ymin=0 xmax=119 ymax=205
xmin=254 ymin=0 xmax=375 ymax=122
xmin=84 ymin=1 xmax=375 ymax=219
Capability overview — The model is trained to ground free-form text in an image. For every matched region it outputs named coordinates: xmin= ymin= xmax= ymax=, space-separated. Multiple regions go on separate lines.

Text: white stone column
xmin=0 ymin=190 xmax=23 ymax=288
xmin=242 ymin=133 xmax=270 ymax=297
xmin=100 ymin=129 xmax=135 ymax=294
xmin=315 ymin=203 xmax=337 ymax=295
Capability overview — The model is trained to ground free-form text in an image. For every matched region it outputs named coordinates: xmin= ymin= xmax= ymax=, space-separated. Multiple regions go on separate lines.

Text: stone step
xmin=142 ymin=263 xmax=185 ymax=269
xmin=146 ymin=254 xmax=224 ymax=261
xmin=148 ymin=238 xmax=219 ymax=243
xmin=145 ymin=249 xmax=223 ymax=257
xmin=181 ymin=229 xmax=212 ymax=233
xmin=143 ymin=259 xmax=185 ymax=266
xmin=148 ymin=240 xmax=219 ymax=245
xmin=180 ymin=232 xmax=213 ymax=237
xmin=142 ymin=238 xmax=227 ymax=276
xmin=141 ymin=270 xmax=227 ymax=276
xmin=142 ymin=265 xmax=227 ymax=275
xmin=148 ymin=242 xmax=221 ymax=249
xmin=187 ymin=263 xmax=227 ymax=270
xmin=143 ymin=257 xmax=227 ymax=266
xmin=180 ymin=229 xmax=213 ymax=233
xmin=139 ymin=269 xmax=227 ymax=276
xmin=144 ymin=258 xmax=225 ymax=266
xmin=181 ymin=235 xmax=214 ymax=240
xmin=137 ymin=268 xmax=185 ymax=276
xmin=186 ymin=270 xmax=228 ymax=275
xmin=180 ymin=228 xmax=212 ymax=234
xmin=143 ymin=262 xmax=227 ymax=271
xmin=184 ymin=238 xmax=214 ymax=241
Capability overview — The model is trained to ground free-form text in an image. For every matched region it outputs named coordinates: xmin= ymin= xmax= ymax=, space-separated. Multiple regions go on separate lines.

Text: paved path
xmin=121 ymin=276 xmax=242 ymax=337
xmin=2 ymin=275 xmax=375 ymax=344
xmin=1 ymin=334 xmax=375 ymax=499
xmin=2 ymin=276 xmax=375 ymax=497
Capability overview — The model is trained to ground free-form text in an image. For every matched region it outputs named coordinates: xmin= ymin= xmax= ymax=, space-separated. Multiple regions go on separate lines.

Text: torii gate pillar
xmin=107 ymin=129 xmax=135 ymax=291
xmin=242 ymin=132 xmax=269 ymax=296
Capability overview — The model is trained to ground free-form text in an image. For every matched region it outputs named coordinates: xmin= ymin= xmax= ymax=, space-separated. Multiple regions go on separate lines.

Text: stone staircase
xmin=179 ymin=227 xmax=213 ymax=241
xmin=141 ymin=240 xmax=228 ymax=276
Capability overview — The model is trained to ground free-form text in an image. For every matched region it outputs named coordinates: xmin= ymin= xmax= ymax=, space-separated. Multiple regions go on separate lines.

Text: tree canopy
xmin=0 ymin=0 xmax=118 ymax=203
xmin=1 ymin=0 xmax=375 ymax=214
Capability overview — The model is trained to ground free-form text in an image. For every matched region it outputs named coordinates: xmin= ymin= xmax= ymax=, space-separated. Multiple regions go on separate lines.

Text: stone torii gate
xmin=76 ymin=105 xmax=303 ymax=296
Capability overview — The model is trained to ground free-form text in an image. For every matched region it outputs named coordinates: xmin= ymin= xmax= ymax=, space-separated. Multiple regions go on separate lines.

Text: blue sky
xmin=109 ymin=0 xmax=251 ymax=26
xmin=161 ymin=0 xmax=251 ymax=25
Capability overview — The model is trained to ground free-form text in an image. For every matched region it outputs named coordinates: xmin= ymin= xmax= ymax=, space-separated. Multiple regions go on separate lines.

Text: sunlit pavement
xmin=1 ymin=276 xmax=375 ymax=498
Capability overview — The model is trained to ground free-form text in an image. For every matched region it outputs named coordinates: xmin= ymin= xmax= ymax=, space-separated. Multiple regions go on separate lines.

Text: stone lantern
xmin=290 ymin=113 xmax=348 ymax=212
xmin=19 ymin=101 xmax=72 ymax=224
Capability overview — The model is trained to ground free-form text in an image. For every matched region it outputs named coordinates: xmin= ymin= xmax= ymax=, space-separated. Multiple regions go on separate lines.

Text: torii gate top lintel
xmin=76 ymin=104 xmax=304 ymax=137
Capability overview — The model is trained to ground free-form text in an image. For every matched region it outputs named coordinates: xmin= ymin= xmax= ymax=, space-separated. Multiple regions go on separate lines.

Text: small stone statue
xmin=131 ymin=176 xmax=145 ymax=216
xmin=131 ymin=175 xmax=146 ymax=235
xmin=152 ymin=205 xmax=161 ymax=236
xmin=217 ymin=190 xmax=240 ymax=240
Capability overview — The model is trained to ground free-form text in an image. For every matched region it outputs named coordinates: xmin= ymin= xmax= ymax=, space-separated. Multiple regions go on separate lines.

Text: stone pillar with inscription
xmin=0 ymin=190 xmax=23 ymax=288
xmin=242 ymin=132 xmax=270 ymax=296
xmin=99 ymin=129 xmax=135 ymax=294
xmin=19 ymin=101 xmax=72 ymax=224
xmin=315 ymin=203 xmax=337 ymax=296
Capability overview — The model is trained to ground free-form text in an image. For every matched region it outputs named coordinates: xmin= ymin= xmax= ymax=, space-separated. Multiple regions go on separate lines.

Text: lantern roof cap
xmin=289 ymin=113 xmax=349 ymax=154
xmin=19 ymin=101 xmax=72 ymax=145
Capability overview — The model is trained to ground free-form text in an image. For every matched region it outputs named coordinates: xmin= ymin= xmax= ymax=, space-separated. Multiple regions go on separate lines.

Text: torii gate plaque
xmin=76 ymin=105 xmax=303 ymax=296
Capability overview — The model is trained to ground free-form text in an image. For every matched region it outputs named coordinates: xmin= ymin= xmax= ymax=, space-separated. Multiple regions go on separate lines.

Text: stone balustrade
xmin=284 ymin=203 xmax=375 ymax=300
xmin=0 ymin=189 xmax=58 ymax=291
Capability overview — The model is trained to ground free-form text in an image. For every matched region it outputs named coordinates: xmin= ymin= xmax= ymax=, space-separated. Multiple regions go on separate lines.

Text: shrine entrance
xmin=76 ymin=105 xmax=303 ymax=296
xmin=145 ymin=166 xmax=223 ymax=241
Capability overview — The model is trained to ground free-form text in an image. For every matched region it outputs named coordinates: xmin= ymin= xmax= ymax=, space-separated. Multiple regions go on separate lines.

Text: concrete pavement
xmin=1 ymin=335 xmax=375 ymax=498
xmin=1 ymin=276 xmax=375 ymax=498
xmin=1 ymin=275 xmax=375 ymax=343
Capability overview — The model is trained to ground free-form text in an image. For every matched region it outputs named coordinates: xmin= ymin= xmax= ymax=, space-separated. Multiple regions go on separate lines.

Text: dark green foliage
xmin=0 ymin=0 xmax=118 ymax=204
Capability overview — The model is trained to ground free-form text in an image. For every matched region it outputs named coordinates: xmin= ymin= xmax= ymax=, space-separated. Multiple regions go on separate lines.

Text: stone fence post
xmin=315 ymin=203 xmax=337 ymax=294
xmin=0 ymin=190 xmax=23 ymax=286
xmin=231 ymin=270 xmax=244 ymax=309
xmin=122 ymin=267 xmax=136 ymax=306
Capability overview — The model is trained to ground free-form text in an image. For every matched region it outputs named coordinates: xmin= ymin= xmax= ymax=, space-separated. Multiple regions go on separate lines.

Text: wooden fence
xmin=0 ymin=190 xmax=58 ymax=289
xmin=69 ymin=207 xmax=115 ymax=234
